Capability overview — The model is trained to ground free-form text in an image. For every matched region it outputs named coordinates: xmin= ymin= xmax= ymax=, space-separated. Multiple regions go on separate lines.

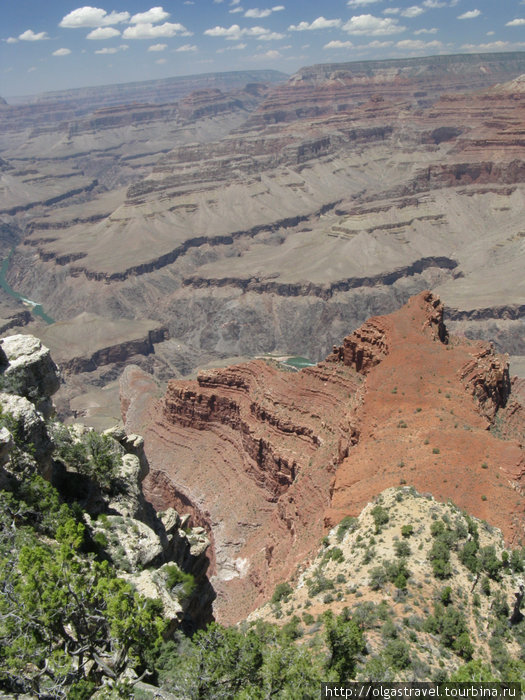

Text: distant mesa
xmin=15 ymin=69 xmax=288 ymax=111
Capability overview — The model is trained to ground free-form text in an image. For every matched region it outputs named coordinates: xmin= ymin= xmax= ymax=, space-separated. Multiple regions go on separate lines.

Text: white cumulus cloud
xmin=422 ymin=0 xmax=446 ymax=7
xmin=204 ymin=23 xmax=283 ymax=40
xmin=218 ymin=41 xmax=247 ymax=51
xmin=414 ymin=27 xmax=438 ymax=34
xmin=95 ymin=44 xmax=128 ymax=53
xmin=52 ymin=48 xmax=72 ymax=56
xmin=255 ymin=49 xmax=281 ymax=58
xmin=324 ymin=39 xmax=354 ymax=48
xmin=366 ymin=39 xmax=393 ymax=47
xmin=130 ymin=7 xmax=170 ymax=24
xmin=230 ymin=6 xmax=244 ymax=12
xmin=461 ymin=41 xmax=513 ymax=50
xmin=86 ymin=26 xmax=121 ymax=39
xmin=347 ymin=0 xmax=381 ymax=5
xmin=148 ymin=43 xmax=167 ymax=51
xmin=506 ymin=18 xmax=525 ymax=26
xmin=59 ymin=7 xmax=129 ymax=28
xmin=396 ymin=38 xmax=442 ymax=49
xmin=6 ymin=37 xmax=18 ymax=43
xmin=245 ymin=8 xmax=272 ymax=17
xmin=458 ymin=9 xmax=481 ymax=19
xmin=257 ymin=31 xmax=285 ymax=40
xmin=401 ymin=6 xmax=424 ymax=17
xmin=204 ymin=24 xmax=244 ymax=38
xmin=343 ymin=14 xmax=406 ymax=35
xmin=18 ymin=29 xmax=49 ymax=41
xmin=288 ymin=16 xmax=342 ymax=31
xmin=122 ymin=22 xmax=188 ymax=39
xmin=244 ymin=6 xmax=284 ymax=17
xmin=176 ymin=43 xmax=198 ymax=51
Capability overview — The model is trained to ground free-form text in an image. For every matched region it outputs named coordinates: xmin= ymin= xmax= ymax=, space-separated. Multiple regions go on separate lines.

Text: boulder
xmin=91 ymin=514 xmax=164 ymax=572
xmin=0 ymin=426 xmax=13 ymax=466
xmin=0 ymin=335 xmax=60 ymax=418
xmin=106 ymin=453 xmax=149 ymax=521
xmin=0 ymin=392 xmax=53 ymax=478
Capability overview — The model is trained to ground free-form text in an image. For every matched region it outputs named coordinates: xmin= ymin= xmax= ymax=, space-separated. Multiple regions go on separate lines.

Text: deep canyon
xmin=1 ymin=53 xmax=525 ymax=425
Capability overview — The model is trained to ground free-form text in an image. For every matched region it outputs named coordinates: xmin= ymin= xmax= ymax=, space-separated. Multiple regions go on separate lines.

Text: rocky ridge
xmin=121 ymin=292 xmax=525 ymax=625
xmin=0 ymin=334 xmax=214 ymax=631
xmin=248 ymin=486 xmax=525 ymax=682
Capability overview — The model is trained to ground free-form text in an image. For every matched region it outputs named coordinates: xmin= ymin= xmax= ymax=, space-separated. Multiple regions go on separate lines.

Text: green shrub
xmin=491 ymin=591 xmax=509 ymax=620
xmin=93 ymin=531 xmax=108 ymax=548
xmin=372 ymin=505 xmax=389 ymax=533
xmin=362 ymin=546 xmax=375 ymax=565
xmin=401 ymin=524 xmax=414 ymax=538
xmin=165 ymin=565 xmax=196 ymax=600
xmin=395 ymin=540 xmax=411 ymax=558
xmin=381 ymin=619 xmax=398 ymax=639
xmin=271 ymin=582 xmax=293 ymax=605
xmin=459 ymin=539 xmax=479 ymax=573
xmin=384 ymin=559 xmax=410 ymax=590
xmin=440 ymin=586 xmax=453 ymax=606
xmin=352 ymin=602 xmax=377 ymax=629
xmin=52 ymin=425 xmax=122 ymax=492
xmin=323 ymin=547 xmax=344 ymax=564
xmin=324 ymin=611 xmax=365 ymax=681
xmin=429 ymin=538 xmax=451 ymax=579
xmin=511 ymin=548 xmax=524 ymax=573
xmin=302 ymin=612 xmax=315 ymax=625
xmin=337 ymin=516 xmax=358 ymax=543
xmin=370 ymin=566 xmax=388 ymax=591
xmin=384 ymin=639 xmax=411 ymax=670
xmin=479 ymin=545 xmax=501 ymax=580
xmin=306 ymin=569 xmax=335 ymax=597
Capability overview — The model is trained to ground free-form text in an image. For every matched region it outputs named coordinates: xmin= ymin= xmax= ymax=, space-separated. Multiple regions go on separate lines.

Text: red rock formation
xmin=122 ymin=295 xmax=524 ymax=624
xmin=326 ymin=292 xmax=525 ymax=545
xmin=122 ymin=357 xmax=363 ymax=623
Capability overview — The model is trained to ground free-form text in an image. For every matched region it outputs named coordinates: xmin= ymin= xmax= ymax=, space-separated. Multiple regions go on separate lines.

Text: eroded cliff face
xmin=3 ymin=56 xmax=525 ymax=422
xmin=122 ymin=355 xmax=363 ymax=624
xmin=121 ymin=292 xmax=525 ymax=625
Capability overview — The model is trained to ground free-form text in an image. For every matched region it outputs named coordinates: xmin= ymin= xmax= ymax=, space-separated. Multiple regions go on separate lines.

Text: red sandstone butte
xmin=121 ymin=291 xmax=525 ymax=624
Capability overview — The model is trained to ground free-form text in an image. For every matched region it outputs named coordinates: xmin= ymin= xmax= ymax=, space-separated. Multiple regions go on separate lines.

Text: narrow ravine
xmin=0 ymin=250 xmax=54 ymax=324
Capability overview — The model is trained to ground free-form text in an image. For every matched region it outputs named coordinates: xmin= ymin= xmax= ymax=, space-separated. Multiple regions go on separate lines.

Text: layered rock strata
xmin=3 ymin=55 xmax=525 ymax=423
xmin=122 ymin=292 xmax=525 ymax=624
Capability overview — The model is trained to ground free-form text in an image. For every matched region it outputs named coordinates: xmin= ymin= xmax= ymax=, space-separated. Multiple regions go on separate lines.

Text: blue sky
xmin=1 ymin=0 xmax=525 ymax=97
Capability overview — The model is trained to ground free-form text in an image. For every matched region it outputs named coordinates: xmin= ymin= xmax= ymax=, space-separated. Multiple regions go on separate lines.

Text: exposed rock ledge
xmin=35 ymin=313 xmax=169 ymax=376
xmin=122 ymin=291 xmax=525 ymax=625
xmin=184 ymin=256 xmax=458 ymax=300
